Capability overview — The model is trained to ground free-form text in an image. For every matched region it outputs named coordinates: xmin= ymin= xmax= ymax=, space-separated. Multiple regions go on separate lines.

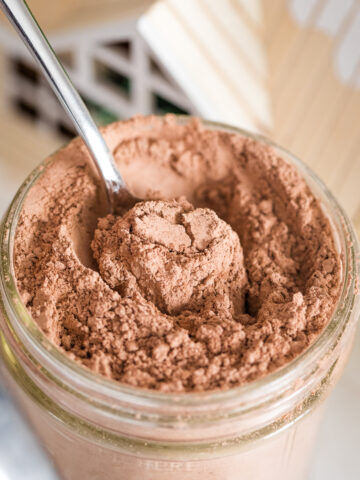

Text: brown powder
xmin=92 ymin=200 xmax=247 ymax=316
xmin=14 ymin=115 xmax=341 ymax=392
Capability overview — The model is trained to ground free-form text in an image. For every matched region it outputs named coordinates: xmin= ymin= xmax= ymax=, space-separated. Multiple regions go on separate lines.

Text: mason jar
xmin=0 ymin=120 xmax=359 ymax=480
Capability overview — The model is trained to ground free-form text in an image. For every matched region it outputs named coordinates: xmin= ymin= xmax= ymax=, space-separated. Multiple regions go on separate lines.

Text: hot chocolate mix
xmin=14 ymin=116 xmax=341 ymax=392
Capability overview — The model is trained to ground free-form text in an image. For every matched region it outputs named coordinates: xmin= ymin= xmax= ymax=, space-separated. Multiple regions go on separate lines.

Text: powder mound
xmin=13 ymin=115 xmax=341 ymax=392
xmin=92 ymin=200 xmax=248 ymax=316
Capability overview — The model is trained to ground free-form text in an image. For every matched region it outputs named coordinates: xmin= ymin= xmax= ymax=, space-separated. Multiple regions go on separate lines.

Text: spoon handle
xmin=0 ymin=0 xmax=127 ymax=211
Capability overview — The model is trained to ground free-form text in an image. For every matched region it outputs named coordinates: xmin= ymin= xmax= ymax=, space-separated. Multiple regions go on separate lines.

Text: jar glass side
xmin=0 ymin=118 xmax=359 ymax=480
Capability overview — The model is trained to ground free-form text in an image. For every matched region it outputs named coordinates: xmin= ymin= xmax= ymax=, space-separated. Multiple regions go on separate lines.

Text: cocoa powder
xmin=14 ymin=115 xmax=341 ymax=392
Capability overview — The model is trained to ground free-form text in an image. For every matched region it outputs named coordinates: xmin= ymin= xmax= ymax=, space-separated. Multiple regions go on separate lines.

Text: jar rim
xmin=0 ymin=115 xmax=359 ymax=413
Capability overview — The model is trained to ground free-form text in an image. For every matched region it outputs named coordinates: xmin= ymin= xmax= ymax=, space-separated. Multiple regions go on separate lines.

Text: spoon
xmin=0 ymin=0 xmax=138 ymax=212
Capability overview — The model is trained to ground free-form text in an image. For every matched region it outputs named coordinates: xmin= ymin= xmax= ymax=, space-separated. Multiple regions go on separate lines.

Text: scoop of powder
xmin=91 ymin=200 xmax=248 ymax=316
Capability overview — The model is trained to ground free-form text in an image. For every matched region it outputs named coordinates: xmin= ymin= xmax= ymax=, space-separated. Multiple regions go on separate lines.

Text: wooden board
xmin=264 ymin=0 xmax=360 ymax=227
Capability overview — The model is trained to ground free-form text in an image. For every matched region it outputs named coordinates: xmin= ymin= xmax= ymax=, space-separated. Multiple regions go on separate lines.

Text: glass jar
xmin=0 ymin=119 xmax=359 ymax=480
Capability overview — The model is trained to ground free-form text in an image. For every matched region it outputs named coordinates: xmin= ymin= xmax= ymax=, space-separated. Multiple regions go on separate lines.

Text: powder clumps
xmin=92 ymin=200 xmax=247 ymax=316
xmin=14 ymin=115 xmax=341 ymax=392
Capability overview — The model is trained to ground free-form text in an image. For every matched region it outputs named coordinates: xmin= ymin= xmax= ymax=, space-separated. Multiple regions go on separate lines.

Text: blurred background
xmin=0 ymin=0 xmax=359 ymax=479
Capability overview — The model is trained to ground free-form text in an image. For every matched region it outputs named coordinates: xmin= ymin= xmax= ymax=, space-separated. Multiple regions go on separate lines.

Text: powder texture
xmin=92 ymin=200 xmax=247 ymax=316
xmin=14 ymin=115 xmax=341 ymax=392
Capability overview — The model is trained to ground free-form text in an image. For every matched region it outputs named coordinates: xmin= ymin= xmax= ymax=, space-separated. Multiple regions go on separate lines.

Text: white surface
xmin=309 ymin=329 xmax=360 ymax=479
xmin=0 ymin=167 xmax=359 ymax=480
xmin=0 ymin=388 xmax=58 ymax=480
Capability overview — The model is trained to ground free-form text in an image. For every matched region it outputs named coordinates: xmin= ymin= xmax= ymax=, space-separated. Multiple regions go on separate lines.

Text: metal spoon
xmin=0 ymin=0 xmax=138 ymax=212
